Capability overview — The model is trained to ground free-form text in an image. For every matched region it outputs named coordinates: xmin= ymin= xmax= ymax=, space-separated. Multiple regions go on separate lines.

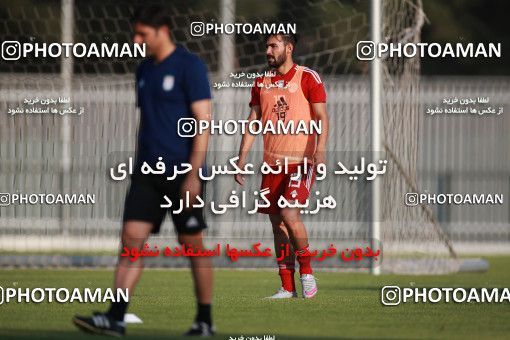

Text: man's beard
xmin=267 ymin=54 xmax=286 ymax=68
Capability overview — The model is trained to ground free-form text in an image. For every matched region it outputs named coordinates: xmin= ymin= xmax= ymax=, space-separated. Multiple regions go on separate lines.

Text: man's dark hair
xmin=132 ymin=5 xmax=172 ymax=32
xmin=265 ymin=33 xmax=298 ymax=48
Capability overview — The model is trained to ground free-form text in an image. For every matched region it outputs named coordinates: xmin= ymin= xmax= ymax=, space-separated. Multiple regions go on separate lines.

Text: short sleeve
xmin=184 ymin=56 xmax=212 ymax=102
xmin=309 ymin=81 xmax=326 ymax=103
xmin=302 ymin=69 xmax=326 ymax=103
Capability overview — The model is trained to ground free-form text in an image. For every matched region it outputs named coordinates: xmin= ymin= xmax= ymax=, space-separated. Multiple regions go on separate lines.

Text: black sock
xmin=107 ymin=301 xmax=129 ymax=322
xmin=195 ymin=303 xmax=212 ymax=326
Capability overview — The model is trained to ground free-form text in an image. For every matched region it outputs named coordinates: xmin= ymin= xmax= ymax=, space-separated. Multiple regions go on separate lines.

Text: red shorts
xmin=257 ymin=163 xmax=316 ymax=215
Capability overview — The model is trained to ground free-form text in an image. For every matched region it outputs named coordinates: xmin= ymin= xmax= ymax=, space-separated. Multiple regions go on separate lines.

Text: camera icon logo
xmin=381 ymin=286 xmax=401 ymax=306
xmin=0 ymin=193 xmax=11 ymax=206
xmin=2 ymin=41 xmax=21 ymax=60
xmin=178 ymin=118 xmax=197 ymax=137
xmin=356 ymin=41 xmax=376 ymax=61
xmin=405 ymin=193 xmax=419 ymax=206
xmin=190 ymin=22 xmax=205 ymax=37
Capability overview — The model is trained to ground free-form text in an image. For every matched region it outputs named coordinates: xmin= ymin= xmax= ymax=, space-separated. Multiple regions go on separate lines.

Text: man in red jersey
xmin=236 ymin=33 xmax=329 ymax=298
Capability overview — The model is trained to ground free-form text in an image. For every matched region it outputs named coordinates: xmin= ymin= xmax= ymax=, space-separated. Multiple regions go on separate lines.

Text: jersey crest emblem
xmin=162 ymin=75 xmax=175 ymax=91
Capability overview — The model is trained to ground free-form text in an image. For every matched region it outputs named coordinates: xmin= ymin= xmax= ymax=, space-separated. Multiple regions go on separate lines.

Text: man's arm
xmin=181 ymin=99 xmax=211 ymax=202
xmin=182 ymin=56 xmax=212 ymax=176
xmin=189 ymin=99 xmax=212 ymax=174
xmin=235 ymin=105 xmax=261 ymax=185
xmin=311 ymin=102 xmax=329 ymax=166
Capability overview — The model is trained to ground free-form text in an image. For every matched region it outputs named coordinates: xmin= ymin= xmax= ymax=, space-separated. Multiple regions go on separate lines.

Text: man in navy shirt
xmin=73 ymin=5 xmax=214 ymax=337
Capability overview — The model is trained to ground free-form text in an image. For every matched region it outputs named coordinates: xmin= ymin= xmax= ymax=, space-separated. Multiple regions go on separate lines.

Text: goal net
xmin=0 ymin=0 xmax=462 ymax=273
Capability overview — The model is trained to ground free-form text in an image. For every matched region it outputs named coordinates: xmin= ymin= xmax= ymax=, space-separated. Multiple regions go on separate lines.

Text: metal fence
xmin=0 ymin=75 xmax=508 ymax=253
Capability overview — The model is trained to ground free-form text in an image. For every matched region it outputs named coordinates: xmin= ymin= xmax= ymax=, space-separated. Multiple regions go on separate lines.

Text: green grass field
xmin=0 ymin=256 xmax=509 ymax=339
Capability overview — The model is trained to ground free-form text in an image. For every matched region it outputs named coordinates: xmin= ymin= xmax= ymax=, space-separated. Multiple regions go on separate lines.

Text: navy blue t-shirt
xmin=135 ymin=45 xmax=211 ymax=174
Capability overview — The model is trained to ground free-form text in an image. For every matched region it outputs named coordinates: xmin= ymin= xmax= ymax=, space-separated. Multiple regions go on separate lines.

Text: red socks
xmin=278 ymin=262 xmax=296 ymax=292
xmin=277 ymin=246 xmax=313 ymax=291
xmin=296 ymin=245 xmax=313 ymax=275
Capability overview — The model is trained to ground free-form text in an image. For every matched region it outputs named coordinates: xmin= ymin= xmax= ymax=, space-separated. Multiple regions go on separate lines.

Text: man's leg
xmin=108 ymin=220 xmax=153 ymax=321
xmin=280 ymin=207 xmax=317 ymax=298
xmin=178 ymin=231 xmax=214 ymax=335
xmin=269 ymin=214 xmax=296 ymax=295
xmin=72 ymin=220 xmax=153 ymax=336
xmin=279 ymin=208 xmax=309 ymax=252
xmin=178 ymin=231 xmax=213 ymax=303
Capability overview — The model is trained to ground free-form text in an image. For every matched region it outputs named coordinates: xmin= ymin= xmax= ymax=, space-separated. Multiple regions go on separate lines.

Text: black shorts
xmin=123 ymin=173 xmax=207 ymax=234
